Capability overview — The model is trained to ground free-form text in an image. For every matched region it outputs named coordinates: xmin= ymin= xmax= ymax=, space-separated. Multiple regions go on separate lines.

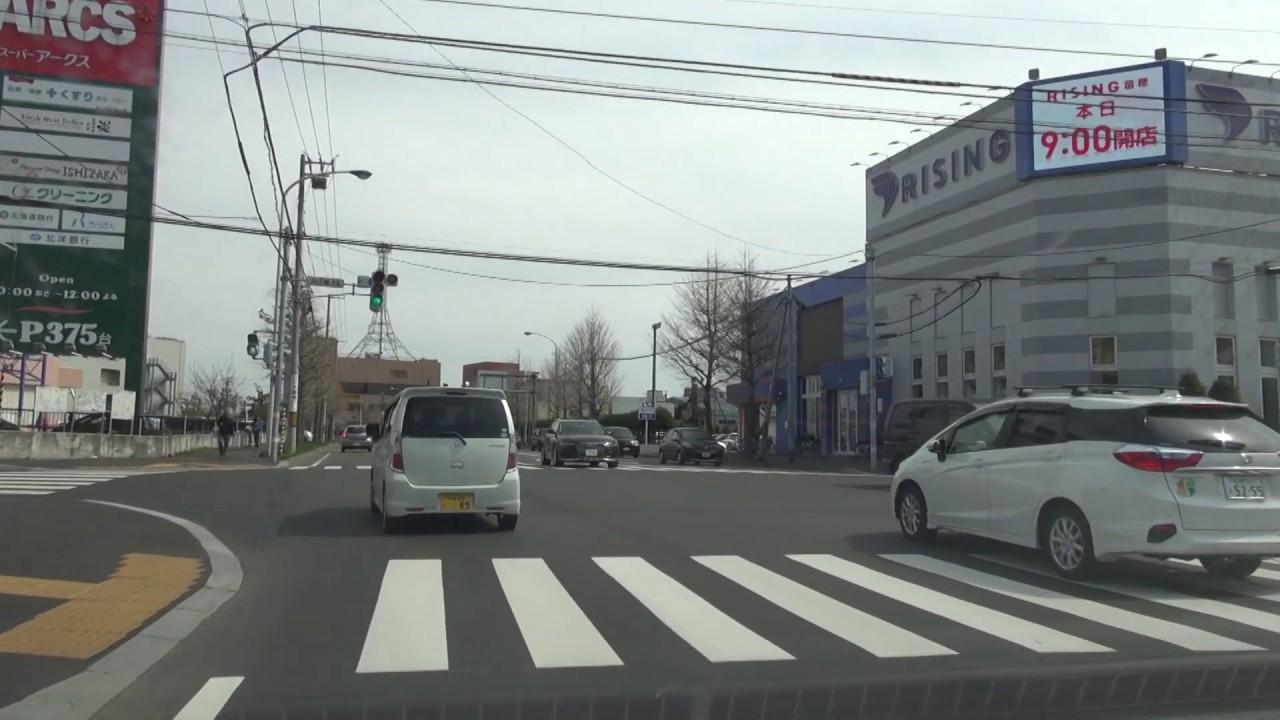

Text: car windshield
xmin=1144 ymin=404 xmax=1280 ymax=453
xmin=345 ymin=425 xmax=365 ymax=434
xmin=401 ymin=395 xmax=509 ymax=439
xmin=559 ymin=420 xmax=605 ymax=435
xmin=607 ymin=427 xmax=634 ymax=438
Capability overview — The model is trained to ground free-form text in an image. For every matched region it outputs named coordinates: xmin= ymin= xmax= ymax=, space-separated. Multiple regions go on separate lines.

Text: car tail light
xmin=391 ymin=433 xmax=405 ymax=472
xmin=341 ymin=431 xmax=348 ymax=439
xmin=507 ymin=439 xmax=517 ymax=472
xmin=1114 ymin=447 xmax=1203 ymax=472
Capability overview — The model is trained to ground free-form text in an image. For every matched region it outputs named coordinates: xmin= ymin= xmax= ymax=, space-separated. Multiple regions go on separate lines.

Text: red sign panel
xmin=0 ymin=0 xmax=164 ymax=87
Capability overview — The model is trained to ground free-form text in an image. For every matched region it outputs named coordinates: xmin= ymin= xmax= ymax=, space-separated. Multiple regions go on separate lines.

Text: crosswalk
xmin=0 ymin=468 xmax=156 ymax=496
xmin=349 ymin=552 xmax=1280 ymax=674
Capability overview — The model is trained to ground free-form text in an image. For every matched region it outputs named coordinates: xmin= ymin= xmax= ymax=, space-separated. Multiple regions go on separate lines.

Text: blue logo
xmin=1195 ymin=84 xmax=1253 ymax=142
xmin=870 ymin=129 xmax=1011 ymax=218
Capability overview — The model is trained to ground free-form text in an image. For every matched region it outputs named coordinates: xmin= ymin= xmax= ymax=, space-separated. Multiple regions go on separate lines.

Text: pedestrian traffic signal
xmin=370 ymin=270 xmax=386 ymax=312
xmin=246 ymin=332 xmax=260 ymax=358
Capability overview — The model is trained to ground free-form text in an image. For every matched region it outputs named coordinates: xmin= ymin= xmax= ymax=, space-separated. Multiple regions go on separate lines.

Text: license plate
xmin=701 ymin=451 xmax=711 ymax=458
xmin=438 ymin=493 xmax=474 ymax=511
xmin=1222 ymin=477 xmax=1266 ymax=500
xmin=585 ymin=449 xmax=598 ymax=457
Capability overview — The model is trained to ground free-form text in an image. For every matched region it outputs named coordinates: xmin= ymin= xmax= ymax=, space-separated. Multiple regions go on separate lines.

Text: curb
xmin=277 ymin=443 xmax=338 ymax=469
xmin=0 ymin=500 xmax=243 ymax=720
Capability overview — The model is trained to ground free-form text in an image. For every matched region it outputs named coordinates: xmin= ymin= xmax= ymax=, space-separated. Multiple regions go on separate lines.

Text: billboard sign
xmin=0 ymin=0 xmax=165 ymax=394
xmin=1181 ymin=69 xmax=1280 ymax=176
xmin=869 ymin=128 xmax=1011 ymax=219
xmin=1014 ymin=60 xmax=1189 ymax=181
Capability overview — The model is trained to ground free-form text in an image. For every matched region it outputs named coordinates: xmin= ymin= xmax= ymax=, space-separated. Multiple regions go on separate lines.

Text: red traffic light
xmin=372 ymin=270 xmax=386 ymax=284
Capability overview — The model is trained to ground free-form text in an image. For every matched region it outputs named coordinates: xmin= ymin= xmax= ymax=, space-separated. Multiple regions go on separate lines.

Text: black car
xmin=658 ymin=427 xmax=724 ymax=466
xmin=880 ymin=398 xmax=991 ymax=472
xmin=530 ymin=427 xmax=552 ymax=452
xmin=604 ymin=426 xmax=641 ymax=458
xmin=540 ymin=418 xmax=621 ymax=468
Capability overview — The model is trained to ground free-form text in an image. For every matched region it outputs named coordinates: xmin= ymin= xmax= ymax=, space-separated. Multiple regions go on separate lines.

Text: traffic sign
xmin=308 ymin=276 xmax=345 ymax=289
xmin=638 ymin=404 xmax=657 ymax=421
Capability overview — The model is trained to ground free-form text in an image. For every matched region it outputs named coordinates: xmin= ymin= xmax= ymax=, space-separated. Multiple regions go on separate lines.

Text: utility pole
xmin=266 ymin=226 xmax=292 ymax=463
xmin=286 ymin=152 xmax=308 ymax=456
xmin=648 ymin=321 xmax=661 ymax=444
xmin=867 ymin=245 xmax=879 ymax=472
xmin=785 ymin=276 xmax=797 ymax=456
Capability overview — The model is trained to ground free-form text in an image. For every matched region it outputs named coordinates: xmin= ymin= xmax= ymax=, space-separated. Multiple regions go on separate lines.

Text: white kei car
xmin=889 ymin=385 xmax=1280 ymax=580
xmin=368 ymin=386 xmax=521 ymax=534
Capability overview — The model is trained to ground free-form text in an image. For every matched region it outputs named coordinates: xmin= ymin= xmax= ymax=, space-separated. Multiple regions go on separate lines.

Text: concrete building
xmin=869 ymin=58 xmax=1280 ymax=425
xmin=143 ymin=336 xmax=185 ymax=416
xmin=461 ymin=361 xmax=521 ymax=390
xmin=336 ymin=356 xmax=441 ymax=426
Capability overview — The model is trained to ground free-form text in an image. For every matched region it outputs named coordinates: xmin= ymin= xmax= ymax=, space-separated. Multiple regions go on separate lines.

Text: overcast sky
xmin=151 ymin=0 xmax=1280 ymax=397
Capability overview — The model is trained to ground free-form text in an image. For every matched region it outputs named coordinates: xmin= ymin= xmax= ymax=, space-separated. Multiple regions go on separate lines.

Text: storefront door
xmin=835 ymin=389 xmax=858 ymax=454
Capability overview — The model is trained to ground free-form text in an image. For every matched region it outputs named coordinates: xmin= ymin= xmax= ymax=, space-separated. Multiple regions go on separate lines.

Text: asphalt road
xmin=4 ymin=449 xmax=1280 ymax=719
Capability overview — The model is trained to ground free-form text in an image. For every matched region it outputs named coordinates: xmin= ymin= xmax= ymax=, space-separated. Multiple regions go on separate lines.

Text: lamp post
xmin=270 ymin=160 xmax=371 ymax=461
xmin=523 ymin=330 xmax=562 ymax=418
xmin=649 ymin=322 xmax=661 ymax=444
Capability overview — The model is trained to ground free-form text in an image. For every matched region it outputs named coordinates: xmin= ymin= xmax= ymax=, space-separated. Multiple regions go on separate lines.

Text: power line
xmin=405 ymin=0 xmax=1274 ymax=67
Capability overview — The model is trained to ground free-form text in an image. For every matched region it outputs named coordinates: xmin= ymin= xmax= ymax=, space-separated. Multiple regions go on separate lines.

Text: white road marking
xmin=793 ymin=554 xmax=1111 ymax=654
xmin=357 ymin=465 xmax=372 ymax=470
xmin=357 ymin=559 xmax=449 ymax=673
xmin=172 ymin=676 xmax=245 ymax=720
xmin=695 ymin=555 xmax=954 ymax=658
xmin=0 ymin=470 xmax=144 ymax=496
xmin=978 ymin=554 xmax=1280 ymax=637
xmin=0 ymin=489 xmax=52 ymax=496
xmin=494 ymin=558 xmax=622 ymax=668
xmin=595 ymin=556 xmax=793 ymax=663
xmin=308 ymin=453 xmax=331 ymax=468
xmin=324 ymin=466 xmax=342 ymax=470
xmin=879 ymin=554 xmax=1255 ymax=653
xmin=289 ymin=466 xmax=308 ymax=471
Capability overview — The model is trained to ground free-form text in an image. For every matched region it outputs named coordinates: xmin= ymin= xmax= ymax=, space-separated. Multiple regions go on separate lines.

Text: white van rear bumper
xmin=385 ymin=473 xmax=521 ymax=517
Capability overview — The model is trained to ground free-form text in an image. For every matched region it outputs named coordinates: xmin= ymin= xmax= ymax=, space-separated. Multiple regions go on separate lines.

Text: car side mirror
xmin=366 ymin=422 xmax=381 ymax=439
xmin=926 ymin=438 xmax=945 ymax=459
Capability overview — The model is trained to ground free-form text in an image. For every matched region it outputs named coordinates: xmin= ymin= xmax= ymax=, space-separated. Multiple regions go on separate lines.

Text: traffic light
xmin=370 ymin=270 xmax=386 ymax=312
xmin=246 ymin=332 xmax=260 ymax=358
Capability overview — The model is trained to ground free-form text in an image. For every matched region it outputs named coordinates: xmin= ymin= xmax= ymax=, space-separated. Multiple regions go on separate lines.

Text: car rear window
xmin=401 ymin=395 xmax=509 ymax=439
xmin=1143 ymin=404 xmax=1280 ymax=453
xmin=345 ymin=425 xmax=365 ymax=434
xmin=681 ymin=429 xmax=713 ymax=442
xmin=608 ymin=427 xmax=634 ymax=438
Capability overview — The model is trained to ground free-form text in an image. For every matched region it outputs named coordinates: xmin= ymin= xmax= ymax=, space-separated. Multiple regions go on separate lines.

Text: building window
xmin=803 ymin=375 xmax=821 ymax=438
xmin=991 ymin=343 xmax=1007 ymax=398
xmin=1213 ymin=261 xmax=1235 ymax=319
xmin=1089 ymin=336 xmax=1118 ymax=384
xmin=1216 ymin=336 xmax=1236 ymax=367
xmin=962 ymin=348 xmax=977 ymax=398
xmin=391 ymin=369 xmax=408 ymax=379
xmin=1258 ymin=270 xmax=1277 ymax=321
xmin=99 ymin=368 xmax=121 ymax=386
xmin=936 ymin=381 xmax=950 ymax=398
xmin=936 ymin=352 xmax=949 ymax=379
xmin=1262 ymin=339 xmax=1278 ymax=369
xmin=911 ymin=384 xmax=924 ymax=398
xmin=910 ymin=355 xmax=924 ymax=399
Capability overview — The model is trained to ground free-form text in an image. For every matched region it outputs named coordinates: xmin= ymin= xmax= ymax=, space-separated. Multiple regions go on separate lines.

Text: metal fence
xmin=0 ymin=408 xmax=225 ymax=436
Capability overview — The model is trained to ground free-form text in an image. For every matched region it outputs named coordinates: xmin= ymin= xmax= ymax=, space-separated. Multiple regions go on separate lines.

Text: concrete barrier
xmin=0 ymin=431 xmax=221 ymax=460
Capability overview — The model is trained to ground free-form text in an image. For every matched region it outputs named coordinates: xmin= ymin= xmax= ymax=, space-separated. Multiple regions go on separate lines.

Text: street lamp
xmin=649 ymin=322 xmax=661 ymax=445
xmin=268 ymin=163 xmax=372 ymax=462
xmin=524 ymin=331 xmax=562 ymax=419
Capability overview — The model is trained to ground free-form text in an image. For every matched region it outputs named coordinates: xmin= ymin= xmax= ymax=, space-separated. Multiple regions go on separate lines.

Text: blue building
xmin=726 ymin=262 xmax=892 ymax=456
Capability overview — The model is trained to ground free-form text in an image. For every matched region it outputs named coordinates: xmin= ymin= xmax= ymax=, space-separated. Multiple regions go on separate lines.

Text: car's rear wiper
xmin=418 ymin=431 xmax=467 ymax=445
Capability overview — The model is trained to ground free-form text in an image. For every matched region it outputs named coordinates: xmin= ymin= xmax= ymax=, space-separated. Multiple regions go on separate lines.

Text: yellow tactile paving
xmin=0 ymin=577 xmax=96 ymax=600
xmin=0 ymin=552 xmax=203 ymax=659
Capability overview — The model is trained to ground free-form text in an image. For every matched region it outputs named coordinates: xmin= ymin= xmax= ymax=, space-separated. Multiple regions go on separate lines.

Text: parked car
xmin=605 ymin=426 xmax=641 ymax=457
xmin=880 ymin=398 xmax=991 ymax=473
xmin=368 ymin=386 xmax=520 ymax=534
xmin=890 ymin=385 xmax=1280 ymax=580
xmin=530 ymin=427 xmax=552 ymax=452
xmin=541 ymin=418 xmax=621 ymax=468
xmin=659 ymin=427 xmax=725 ymax=466
xmin=340 ymin=424 xmax=373 ymax=452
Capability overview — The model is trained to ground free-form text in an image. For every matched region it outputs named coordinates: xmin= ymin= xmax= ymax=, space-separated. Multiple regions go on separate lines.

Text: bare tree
xmin=183 ymin=359 xmax=245 ymax=418
xmin=659 ymin=253 xmax=735 ymax=431
xmin=563 ymin=308 xmax=621 ymax=418
xmin=723 ymin=250 xmax=781 ymax=448
xmin=538 ymin=355 xmax=571 ymax=420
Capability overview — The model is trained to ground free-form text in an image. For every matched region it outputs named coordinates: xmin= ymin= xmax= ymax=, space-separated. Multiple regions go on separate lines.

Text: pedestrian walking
xmin=216 ymin=412 xmax=236 ymax=456
xmin=251 ymin=417 xmax=263 ymax=448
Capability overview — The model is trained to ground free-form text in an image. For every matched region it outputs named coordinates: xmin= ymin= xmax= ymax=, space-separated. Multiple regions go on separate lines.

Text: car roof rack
xmin=1015 ymin=384 xmax=1179 ymax=398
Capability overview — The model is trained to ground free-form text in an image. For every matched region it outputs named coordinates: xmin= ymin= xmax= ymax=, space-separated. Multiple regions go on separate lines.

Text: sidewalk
xmin=636 ymin=445 xmax=883 ymax=474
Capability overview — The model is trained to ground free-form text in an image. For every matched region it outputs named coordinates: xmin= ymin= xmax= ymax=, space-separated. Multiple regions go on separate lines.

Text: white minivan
xmin=367 ymin=386 xmax=521 ymax=534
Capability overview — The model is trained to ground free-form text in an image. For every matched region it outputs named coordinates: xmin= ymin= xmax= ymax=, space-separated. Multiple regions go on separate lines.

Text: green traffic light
xmin=370 ymin=294 xmax=384 ymax=310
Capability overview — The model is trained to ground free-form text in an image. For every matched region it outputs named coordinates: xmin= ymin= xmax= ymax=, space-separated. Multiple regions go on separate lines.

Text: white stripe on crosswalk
xmin=173 ymin=676 xmax=245 ymax=720
xmin=494 ymin=558 xmax=622 ymax=668
xmin=791 ymin=554 xmax=1111 ymax=654
xmin=0 ymin=483 xmax=89 ymax=490
xmin=0 ymin=470 xmax=140 ymax=496
xmin=0 ymin=489 xmax=52 ymax=495
xmin=881 ymin=554 xmax=1259 ymax=653
xmin=978 ymin=554 xmax=1280 ymax=637
xmin=694 ymin=555 xmax=954 ymax=658
xmin=594 ymin=556 xmax=793 ymax=662
xmin=1163 ymin=557 xmax=1280 ymax=587
xmin=356 ymin=559 xmax=449 ymax=673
